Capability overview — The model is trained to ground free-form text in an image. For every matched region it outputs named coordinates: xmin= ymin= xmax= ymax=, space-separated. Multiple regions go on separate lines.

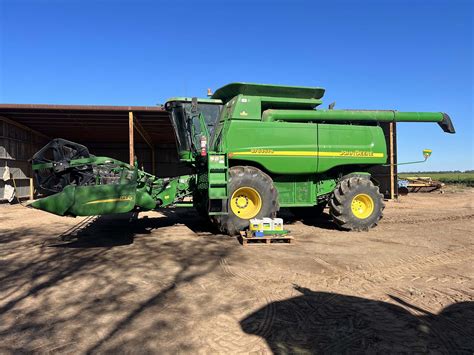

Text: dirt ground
xmin=0 ymin=187 xmax=473 ymax=354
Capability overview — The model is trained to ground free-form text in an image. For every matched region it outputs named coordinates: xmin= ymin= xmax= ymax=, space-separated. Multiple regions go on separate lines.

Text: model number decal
xmin=250 ymin=149 xmax=274 ymax=154
xmin=119 ymin=195 xmax=134 ymax=201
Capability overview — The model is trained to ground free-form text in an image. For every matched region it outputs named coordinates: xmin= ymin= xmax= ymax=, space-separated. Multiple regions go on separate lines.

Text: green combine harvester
xmin=30 ymin=83 xmax=455 ymax=234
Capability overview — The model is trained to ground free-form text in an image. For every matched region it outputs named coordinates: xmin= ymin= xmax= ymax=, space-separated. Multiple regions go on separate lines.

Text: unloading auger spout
xmin=261 ymin=110 xmax=455 ymax=133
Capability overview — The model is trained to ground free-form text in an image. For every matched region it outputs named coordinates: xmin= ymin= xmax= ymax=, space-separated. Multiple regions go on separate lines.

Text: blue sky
xmin=0 ymin=0 xmax=472 ymax=171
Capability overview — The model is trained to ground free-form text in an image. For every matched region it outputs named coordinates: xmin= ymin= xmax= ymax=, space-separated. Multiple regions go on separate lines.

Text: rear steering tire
xmin=214 ymin=166 xmax=279 ymax=235
xmin=329 ymin=176 xmax=384 ymax=231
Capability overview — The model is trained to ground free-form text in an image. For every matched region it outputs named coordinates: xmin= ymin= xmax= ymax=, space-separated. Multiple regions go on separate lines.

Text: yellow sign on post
xmin=423 ymin=149 xmax=433 ymax=160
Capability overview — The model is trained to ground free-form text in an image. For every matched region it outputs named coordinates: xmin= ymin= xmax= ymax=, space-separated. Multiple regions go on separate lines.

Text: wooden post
xmin=151 ymin=148 xmax=156 ymax=175
xmin=129 ymin=111 xmax=134 ymax=166
xmin=389 ymin=122 xmax=395 ymax=200
xmin=29 ymin=178 xmax=34 ymax=200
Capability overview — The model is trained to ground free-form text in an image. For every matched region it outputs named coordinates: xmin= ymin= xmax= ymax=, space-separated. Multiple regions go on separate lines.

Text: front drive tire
xmin=214 ymin=166 xmax=279 ymax=235
xmin=329 ymin=176 xmax=384 ymax=231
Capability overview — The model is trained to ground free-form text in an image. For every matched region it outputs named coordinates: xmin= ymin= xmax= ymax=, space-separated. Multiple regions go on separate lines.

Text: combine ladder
xmin=207 ymin=153 xmax=229 ymax=216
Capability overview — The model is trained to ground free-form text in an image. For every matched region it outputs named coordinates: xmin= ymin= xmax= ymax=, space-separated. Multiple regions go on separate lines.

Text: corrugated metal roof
xmin=0 ymin=103 xmax=165 ymax=112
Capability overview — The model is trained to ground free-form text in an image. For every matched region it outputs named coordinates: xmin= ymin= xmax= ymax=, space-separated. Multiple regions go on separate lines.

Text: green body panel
xmin=273 ymin=176 xmax=317 ymax=206
xmin=68 ymin=183 xmax=137 ymax=215
xmin=155 ymin=179 xmax=178 ymax=207
xmin=273 ymin=176 xmax=338 ymax=206
xmin=31 ymin=183 xmax=137 ymax=216
xmin=317 ymin=124 xmax=387 ymax=172
xmin=224 ymin=120 xmax=319 ymax=174
xmin=136 ymin=187 xmax=158 ymax=210
xmin=217 ymin=121 xmax=386 ymax=175
xmin=316 ymin=178 xmax=339 ymax=198
xmin=31 ymin=185 xmax=76 ymax=215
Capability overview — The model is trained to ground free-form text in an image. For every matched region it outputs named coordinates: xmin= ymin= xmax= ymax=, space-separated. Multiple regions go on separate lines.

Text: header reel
xmin=31 ymin=138 xmax=94 ymax=195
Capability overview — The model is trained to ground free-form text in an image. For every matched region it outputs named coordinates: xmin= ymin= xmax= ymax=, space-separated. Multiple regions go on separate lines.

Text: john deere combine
xmin=30 ymin=83 xmax=455 ymax=234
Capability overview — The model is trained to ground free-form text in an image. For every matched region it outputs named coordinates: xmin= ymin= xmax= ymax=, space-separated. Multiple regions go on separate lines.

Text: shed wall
xmin=0 ymin=119 xmax=47 ymax=200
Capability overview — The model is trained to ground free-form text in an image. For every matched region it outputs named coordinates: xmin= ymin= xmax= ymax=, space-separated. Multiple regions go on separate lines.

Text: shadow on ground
xmin=240 ymin=285 xmax=474 ymax=354
xmin=0 ymin=209 xmax=234 ymax=353
xmin=279 ymin=208 xmax=340 ymax=230
xmin=2 ymin=206 xmax=472 ymax=353
xmin=42 ymin=208 xmax=217 ymax=248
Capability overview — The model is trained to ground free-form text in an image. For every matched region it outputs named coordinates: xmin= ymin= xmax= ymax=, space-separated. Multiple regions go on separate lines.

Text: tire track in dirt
xmin=306 ymin=256 xmax=472 ymax=353
xmin=310 ymin=245 xmax=474 ymax=293
xmin=302 ymin=246 xmax=474 ymax=352
xmin=217 ymin=242 xmax=473 ymax=352
xmin=219 ymin=258 xmax=276 ymax=338
xmin=204 ymin=258 xmax=276 ymax=352
xmin=221 ymin=247 xmax=474 ymax=351
xmin=383 ymin=213 xmax=474 ymax=225
xmin=220 ymin=246 xmax=472 ymax=353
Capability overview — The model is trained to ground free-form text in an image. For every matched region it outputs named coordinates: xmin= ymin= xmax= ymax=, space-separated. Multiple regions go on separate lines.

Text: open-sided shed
xmin=0 ymin=104 xmax=191 ymax=200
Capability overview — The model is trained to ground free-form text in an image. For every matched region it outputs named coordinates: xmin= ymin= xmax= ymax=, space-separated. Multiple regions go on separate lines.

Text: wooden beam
xmin=132 ymin=114 xmax=156 ymax=175
xmin=389 ymin=122 xmax=395 ymax=200
xmin=0 ymin=115 xmax=50 ymax=140
xmin=129 ymin=111 xmax=134 ymax=166
xmin=132 ymin=116 xmax=154 ymax=149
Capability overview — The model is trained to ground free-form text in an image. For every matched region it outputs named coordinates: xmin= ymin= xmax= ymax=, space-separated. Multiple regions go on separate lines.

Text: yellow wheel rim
xmin=351 ymin=193 xmax=374 ymax=219
xmin=230 ymin=187 xmax=262 ymax=219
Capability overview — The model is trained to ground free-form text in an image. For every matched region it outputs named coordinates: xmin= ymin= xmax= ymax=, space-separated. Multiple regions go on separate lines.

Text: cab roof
xmin=165 ymin=97 xmax=223 ymax=105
